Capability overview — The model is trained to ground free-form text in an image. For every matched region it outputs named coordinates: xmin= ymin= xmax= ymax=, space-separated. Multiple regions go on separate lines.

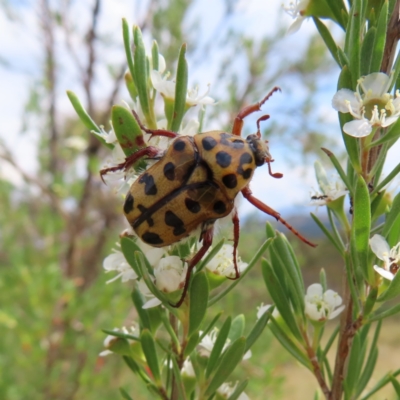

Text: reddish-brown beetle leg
xmin=241 ymin=186 xmax=317 ymax=248
xmin=232 ymin=87 xmax=281 ymax=136
xmin=100 ymin=146 xmax=162 ymax=182
xmin=132 ymin=109 xmax=178 ymax=139
xmin=171 ymin=225 xmax=214 ymax=308
xmin=226 ymin=208 xmax=240 ymax=280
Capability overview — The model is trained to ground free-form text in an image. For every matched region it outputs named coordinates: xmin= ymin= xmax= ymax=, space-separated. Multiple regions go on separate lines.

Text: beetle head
xmin=246 ymin=134 xmax=283 ymax=179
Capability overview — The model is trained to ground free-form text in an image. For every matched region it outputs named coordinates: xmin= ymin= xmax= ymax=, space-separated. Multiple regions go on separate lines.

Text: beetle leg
xmin=241 ymin=186 xmax=317 ymax=248
xmin=132 ymin=109 xmax=178 ymax=139
xmin=100 ymin=146 xmax=163 ymax=182
xmin=226 ymin=208 xmax=240 ymax=280
xmin=171 ymin=225 xmax=214 ymax=308
xmin=232 ymin=87 xmax=281 ymax=136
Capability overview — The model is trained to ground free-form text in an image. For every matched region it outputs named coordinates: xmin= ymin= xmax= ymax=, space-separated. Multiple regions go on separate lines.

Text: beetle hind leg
xmin=132 ymin=109 xmax=178 ymax=139
xmin=170 ymin=224 xmax=214 ymax=308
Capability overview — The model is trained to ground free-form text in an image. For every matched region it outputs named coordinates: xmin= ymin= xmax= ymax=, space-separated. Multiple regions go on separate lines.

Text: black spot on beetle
xmin=123 ymin=193 xmax=134 ymax=214
xmin=240 ymin=152 xmax=253 ymax=165
xmin=139 ymin=173 xmax=157 ymax=195
xmin=222 ymin=174 xmax=237 ymax=189
xmin=142 ymin=232 xmax=163 ymax=245
xmin=163 ymin=162 xmax=175 ymax=181
xmin=202 ymin=136 xmax=217 ymax=151
xmin=241 ymin=168 xmax=253 ymax=179
xmin=213 ymin=200 xmax=226 ymax=214
xmin=173 ymin=139 xmax=186 ymax=151
xmin=219 ymin=133 xmax=244 ymax=149
xmin=165 ymin=210 xmax=186 ymax=236
xmin=231 ymin=139 xmax=245 ymax=149
xmin=215 ymin=151 xmax=232 ymax=168
xmin=185 ymin=198 xmax=201 ymax=213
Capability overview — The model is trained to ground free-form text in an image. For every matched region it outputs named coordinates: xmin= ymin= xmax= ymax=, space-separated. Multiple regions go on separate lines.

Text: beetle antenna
xmin=266 ymin=159 xmax=283 ymax=179
xmin=256 ymin=114 xmax=270 ymax=138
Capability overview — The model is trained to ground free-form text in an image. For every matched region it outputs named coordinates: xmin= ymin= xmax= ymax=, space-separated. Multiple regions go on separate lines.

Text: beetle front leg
xmin=232 ymin=87 xmax=281 ymax=136
xmin=132 ymin=109 xmax=178 ymax=139
xmin=100 ymin=146 xmax=163 ymax=181
xmin=171 ymin=225 xmax=214 ymax=308
xmin=241 ymin=186 xmax=317 ymax=248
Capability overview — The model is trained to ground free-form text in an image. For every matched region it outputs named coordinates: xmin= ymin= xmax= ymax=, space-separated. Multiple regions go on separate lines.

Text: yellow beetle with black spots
xmin=101 ymin=87 xmax=316 ymax=307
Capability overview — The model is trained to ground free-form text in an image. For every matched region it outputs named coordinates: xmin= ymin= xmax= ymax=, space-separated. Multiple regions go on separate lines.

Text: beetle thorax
xmin=246 ymin=134 xmax=272 ymax=167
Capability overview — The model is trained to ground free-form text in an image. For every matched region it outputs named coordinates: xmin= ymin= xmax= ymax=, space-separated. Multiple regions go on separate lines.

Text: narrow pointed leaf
xmin=119 ymin=388 xmax=133 ymax=400
xmin=352 ymin=175 xmax=372 ymax=283
xmin=313 ymin=17 xmax=340 ymax=66
xmin=360 ymin=27 xmax=376 ymax=75
xmin=245 ymin=306 xmax=273 ymax=352
xmin=382 ymin=192 xmax=400 ymax=238
xmin=141 ymin=329 xmax=161 ymax=384
xmin=228 ymin=314 xmax=245 ymax=343
xmin=189 ymin=271 xmax=209 ymax=336
xmin=344 ymin=332 xmax=363 ymax=397
xmin=228 ymin=380 xmax=248 ymax=400
xmin=371 ymin=162 xmax=400 ymax=196
xmin=184 ymin=332 xmax=200 ymax=357
xmin=204 ymin=337 xmax=246 ymax=396
xmin=377 ymin=271 xmax=400 ymax=302
xmin=311 ymin=213 xmax=345 ymax=255
xmin=170 ymin=356 xmax=187 ymax=400
xmin=345 ymin=0 xmax=361 ymax=86
xmin=368 ymin=301 xmax=400 ymax=321
xmin=120 ymin=236 xmax=143 ymax=277
xmin=370 ymin=0 xmax=388 ymax=73
xmin=122 ymin=19 xmax=136 ymax=85
xmin=205 ymin=317 xmax=231 ymax=378
xmin=170 ymin=44 xmax=188 ymax=132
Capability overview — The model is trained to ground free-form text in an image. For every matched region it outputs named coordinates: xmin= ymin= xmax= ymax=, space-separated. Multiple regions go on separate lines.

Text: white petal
xmin=257 ymin=303 xmax=271 ymax=320
xmin=306 ymin=283 xmax=323 ymax=297
xmin=381 ymin=115 xmax=399 ymax=127
xmin=328 ymin=305 xmax=345 ymax=320
xmin=361 ymin=73 xmax=390 ymax=97
xmin=343 ymin=119 xmax=372 ymax=137
xmin=370 ymin=234 xmax=390 ymax=260
xmin=181 ymin=119 xmax=200 ymax=136
xmin=158 ymin=54 xmax=166 ymax=73
xmin=324 ymin=290 xmax=342 ymax=308
xmin=287 ymin=16 xmax=305 ymax=34
xmin=374 ymin=265 xmax=395 ymax=281
xmin=332 ymin=89 xmax=360 ymax=113
xmin=146 ymin=248 xmax=166 ymax=266
xmin=243 ymin=349 xmax=252 ymax=360
xmin=142 ymin=297 xmax=162 ymax=309
xmin=305 ymin=302 xmax=323 ymax=321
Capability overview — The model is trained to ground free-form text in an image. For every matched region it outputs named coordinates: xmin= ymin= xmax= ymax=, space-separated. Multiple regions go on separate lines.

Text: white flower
xmin=198 ymin=328 xmax=251 ymax=360
xmin=186 ymin=84 xmax=215 ymax=106
xmin=103 ymin=249 xmax=137 ymax=284
xmin=283 ymin=0 xmax=310 ymax=33
xmin=206 ymin=244 xmax=248 ymax=278
xmin=370 ymin=234 xmax=400 ymax=281
xmin=217 ymin=382 xmax=249 ymax=400
xmin=150 ymin=69 xmax=215 ymax=106
xmin=332 ymin=72 xmax=400 ymax=137
xmin=138 ymin=279 xmax=162 ymax=309
xmin=305 ymin=283 xmax=345 ymax=321
xmin=312 ymin=161 xmax=347 ymax=206
xmin=181 ymin=358 xmax=195 ymax=377
xmin=99 ymin=325 xmax=137 ymax=357
xmin=93 ymin=125 xmax=118 ymax=144
xmin=154 ymin=256 xmax=187 ymax=292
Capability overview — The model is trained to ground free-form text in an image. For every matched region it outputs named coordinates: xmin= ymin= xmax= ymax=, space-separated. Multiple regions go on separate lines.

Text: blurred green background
xmin=1 ymin=1 xmax=399 ymax=399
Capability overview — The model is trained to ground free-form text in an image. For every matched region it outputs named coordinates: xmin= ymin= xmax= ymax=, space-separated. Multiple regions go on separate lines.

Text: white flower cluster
xmin=370 ymin=234 xmax=400 ymax=281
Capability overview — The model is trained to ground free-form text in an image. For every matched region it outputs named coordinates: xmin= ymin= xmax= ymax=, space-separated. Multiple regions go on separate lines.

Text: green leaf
xmin=205 ymin=317 xmax=231 ymax=378
xmin=102 ymin=328 xmax=139 ymax=342
xmin=377 ymin=270 xmax=400 ymax=302
xmin=311 ymin=213 xmax=345 ymax=255
xmin=352 ymin=175 xmax=372 ymax=283
xmin=133 ymin=26 xmax=154 ymax=127
xmin=120 ymin=236 xmax=143 ymax=278
xmin=321 ymin=147 xmax=354 ymax=196
xmin=345 ymin=0 xmax=362 ymax=86
xmin=123 ymin=356 xmax=150 ymax=382
xmin=200 ymin=312 xmax=223 ymax=340
xmin=141 ymin=329 xmax=161 ymax=384
xmin=360 ymin=27 xmax=376 ymax=75
xmin=268 ymin=318 xmax=311 ymax=369
xmin=170 ymin=356 xmax=187 ymax=400
xmin=111 ymin=105 xmax=144 ymax=157
xmin=390 ymin=376 xmax=400 ymax=397
xmin=119 ymin=388 xmax=133 ymax=400
xmin=370 ymin=0 xmax=388 ymax=73
xmin=245 ymin=306 xmax=273 ymax=352
xmin=325 ymin=0 xmax=347 ymax=28
xmin=261 ymin=259 xmax=303 ymax=341
xmin=204 ymin=337 xmax=246 ymax=396
xmin=313 ymin=17 xmax=340 ymax=66
xmin=228 ymin=380 xmax=248 ymax=400
xmin=361 ymin=369 xmax=400 ymax=399
xmin=189 ymin=271 xmax=209 ymax=336
xmin=184 ymin=332 xmax=200 ymax=357
xmin=382 ymin=192 xmax=400 ymax=239
xmin=344 ymin=332 xmax=363 ymax=397
xmin=370 ymin=117 xmax=400 ymax=148
xmin=228 ymin=315 xmax=245 ymax=343
xmin=151 ymin=41 xmax=159 ymax=71
xmin=131 ymin=289 xmax=153 ymax=331
xmin=122 ymin=19 xmax=136 ymax=87
xmin=371 ymin=162 xmax=400 ymax=196
xmin=170 ymin=44 xmax=188 ymax=132
xmin=368 ymin=301 xmax=400 ymax=322
xmin=67 ymin=90 xmax=103 ymax=136
xmin=125 ymin=72 xmax=138 ymax=100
